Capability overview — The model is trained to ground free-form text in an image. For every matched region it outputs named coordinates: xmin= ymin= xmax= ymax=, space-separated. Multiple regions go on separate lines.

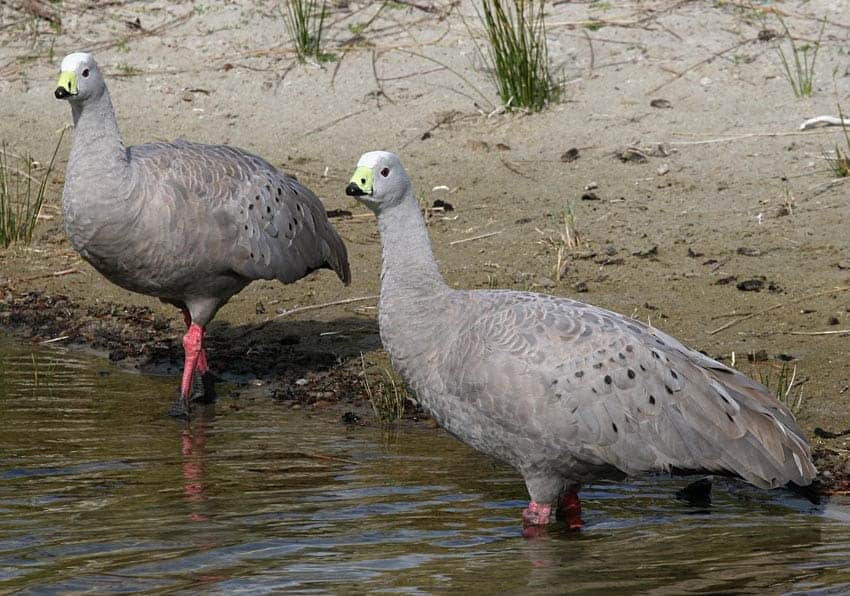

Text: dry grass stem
xmin=449 ymin=230 xmax=503 ymax=246
xmin=360 ymin=354 xmax=407 ymax=425
xmin=0 ymin=127 xmax=65 ymax=248
xmin=708 ymin=286 xmax=850 ymax=335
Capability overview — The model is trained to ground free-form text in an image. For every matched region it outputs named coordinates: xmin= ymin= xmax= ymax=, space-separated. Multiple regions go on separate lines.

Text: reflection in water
xmin=1 ymin=336 xmax=850 ymax=593
xmin=182 ymin=423 xmax=208 ymax=521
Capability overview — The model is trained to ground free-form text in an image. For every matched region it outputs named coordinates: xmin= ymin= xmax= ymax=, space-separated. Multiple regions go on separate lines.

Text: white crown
xmin=60 ymin=52 xmax=94 ymax=72
xmin=357 ymin=150 xmax=396 ymax=169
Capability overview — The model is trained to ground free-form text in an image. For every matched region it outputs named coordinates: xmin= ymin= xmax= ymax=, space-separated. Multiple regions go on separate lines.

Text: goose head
xmin=54 ymin=52 xmax=106 ymax=103
xmin=345 ymin=151 xmax=412 ymax=214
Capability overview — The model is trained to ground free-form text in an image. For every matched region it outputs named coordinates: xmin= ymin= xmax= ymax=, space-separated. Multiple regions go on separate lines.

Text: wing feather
xmin=439 ymin=290 xmax=815 ymax=487
xmin=129 ymin=140 xmax=350 ymax=285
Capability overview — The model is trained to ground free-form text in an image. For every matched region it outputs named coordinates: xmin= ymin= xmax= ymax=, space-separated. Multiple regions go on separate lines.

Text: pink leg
xmin=180 ymin=323 xmax=205 ymax=402
xmin=196 ymin=347 xmax=209 ymax=374
xmin=181 ymin=309 xmax=209 ymax=374
xmin=558 ymin=490 xmax=584 ymax=530
xmin=522 ymin=501 xmax=552 ymax=538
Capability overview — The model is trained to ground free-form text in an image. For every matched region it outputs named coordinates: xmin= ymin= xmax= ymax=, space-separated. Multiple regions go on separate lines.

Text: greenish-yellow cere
xmin=56 ymin=71 xmax=78 ymax=95
xmin=349 ymin=166 xmax=373 ymax=194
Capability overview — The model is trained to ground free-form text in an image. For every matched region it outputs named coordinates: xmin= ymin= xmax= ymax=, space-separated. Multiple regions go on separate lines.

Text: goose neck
xmin=68 ymin=87 xmax=128 ymax=177
xmin=377 ymin=193 xmax=448 ymax=299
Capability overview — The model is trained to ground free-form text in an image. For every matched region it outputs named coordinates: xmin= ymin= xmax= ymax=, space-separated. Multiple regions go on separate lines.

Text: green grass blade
xmin=477 ymin=0 xmax=557 ymax=112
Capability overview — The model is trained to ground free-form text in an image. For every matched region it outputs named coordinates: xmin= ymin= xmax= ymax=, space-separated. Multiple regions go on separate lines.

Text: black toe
xmin=168 ymin=396 xmax=190 ymax=419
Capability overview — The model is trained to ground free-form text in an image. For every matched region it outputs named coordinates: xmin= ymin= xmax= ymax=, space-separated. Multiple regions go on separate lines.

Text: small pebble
xmin=342 ymin=411 xmax=360 ymax=424
xmin=561 ymin=148 xmax=580 ymax=162
xmin=533 ymin=275 xmax=556 ymax=288
xmin=295 ymin=378 xmax=308 ymax=386
xmin=467 ymin=140 xmax=489 ymax=152
xmin=737 ymin=279 xmax=764 ymax=292
xmin=747 ymin=350 xmax=769 ymax=363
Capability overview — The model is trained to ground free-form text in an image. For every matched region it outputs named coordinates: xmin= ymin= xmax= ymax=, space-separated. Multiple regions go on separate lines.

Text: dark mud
xmin=0 ymin=281 xmax=407 ymax=426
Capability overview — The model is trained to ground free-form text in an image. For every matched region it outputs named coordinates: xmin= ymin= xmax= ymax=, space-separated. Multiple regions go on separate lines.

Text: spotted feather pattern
xmin=63 ymin=139 xmax=351 ymax=329
xmin=362 ymin=152 xmax=815 ymax=511
xmin=406 ymin=290 xmax=815 ymax=499
xmin=131 ymin=140 xmax=350 ymax=286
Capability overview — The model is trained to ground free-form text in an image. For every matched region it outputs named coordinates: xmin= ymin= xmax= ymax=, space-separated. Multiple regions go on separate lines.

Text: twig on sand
xmin=389 ymin=0 xmax=441 ymax=13
xmin=90 ymin=9 xmax=194 ymax=53
xmin=788 ymin=329 xmax=850 ymax=336
xmin=242 ymin=295 xmax=379 ymax=337
xmin=708 ymin=307 xmax=781 ymax=336
xmin=402 ymin=109 xmax=465 ymax=149
xmin=369 ymin=49 xmax=394 ymax=106
xmin=708 ymin=285 xmax=850 ymax=335
xmin=303 ymin=108 xmax=369 ymax=136
xmin=582 ymin=29 xmax=595 ymax=73
xmin=272 ymin=295 xmax=379 ymax=320
xmin=500 ymin=157 xmax=534 ymax=179
xmin=18 ymin=268 xmax=80 ymax=283
xmin=799 ymin=116 xmax=850 ymax=130
xmin=647 ymin=38 xmax=753 ymax=95
xmin=710 ymin=311 xmax=752 ymax=320
xmin=40 ymin=335 xmax=69 ymax=344
xmin=656 ymin=129 xmax=837 ymax=146
xmin=0 ymin=165 xmax=41 ymax=185
xmin=547 ymin=18 xmax=645 ymax=28
xmin=449 ymin=230 xmax=503 ymax=246
xmin=809 ymin=177 xmax=850 ymax=195
xmin=20 ymin=0 xmax=60 ymax=24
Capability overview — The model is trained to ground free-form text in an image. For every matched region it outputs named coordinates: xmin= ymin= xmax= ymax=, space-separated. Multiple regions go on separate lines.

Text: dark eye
xmin=82 ymin=69 xmax=90 ymax=78
xmin=380 ymin=167 xmax=390 ymax=177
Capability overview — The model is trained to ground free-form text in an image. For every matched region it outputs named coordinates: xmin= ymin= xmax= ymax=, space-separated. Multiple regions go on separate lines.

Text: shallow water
xmin=1 ymin=337 xmax=850 ymax=594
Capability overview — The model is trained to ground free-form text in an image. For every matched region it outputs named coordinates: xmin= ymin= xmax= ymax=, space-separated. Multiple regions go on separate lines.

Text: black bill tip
xmin=345 ymin=182 xmax=366 ymax=197
xmin=54 ymin=87 xmax=72 ymax=99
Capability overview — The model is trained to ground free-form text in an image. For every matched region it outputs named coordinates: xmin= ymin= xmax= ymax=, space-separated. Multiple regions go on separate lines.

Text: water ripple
xmin=2 ymin=336 xmax=850 ymax=593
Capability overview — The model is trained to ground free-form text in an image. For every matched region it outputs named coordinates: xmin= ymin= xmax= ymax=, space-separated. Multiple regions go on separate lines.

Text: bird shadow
xmin=138 ymin=316 xmax=382 ymax=388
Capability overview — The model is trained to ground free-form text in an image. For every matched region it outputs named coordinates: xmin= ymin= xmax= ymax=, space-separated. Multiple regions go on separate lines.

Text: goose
xmin=54 ymin=52 xmax=350 ymax=417
xmin=345 ymin=150 xmax=816 ymax=535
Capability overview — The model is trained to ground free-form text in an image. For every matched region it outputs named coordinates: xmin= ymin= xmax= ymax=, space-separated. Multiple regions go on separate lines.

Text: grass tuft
xmin=540 ymin=202 xmax=580 ymax=281
xmin=824 ymin=146 xmax=850 ymax=178
xmin=282 ymin=0 xmax=333 ymax=62
xmin=360 ymin=354 xmax=408 ymax=426
xmin=823 ymin=104 xmax=850 ymax=178
xmin=773 ymin=15 xmax=825 ymax=98
xmin=0 ymin=128 xmax=65 ymax=249
xmin=476 ymin=0 xmax=559 ymax=112
xmin=757 ymin=361 xmax=804 ymax=415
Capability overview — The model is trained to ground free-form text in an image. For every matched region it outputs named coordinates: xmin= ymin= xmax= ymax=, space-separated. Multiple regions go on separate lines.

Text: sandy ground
xmin=1 ymin=0 xmax=850 ymax=486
